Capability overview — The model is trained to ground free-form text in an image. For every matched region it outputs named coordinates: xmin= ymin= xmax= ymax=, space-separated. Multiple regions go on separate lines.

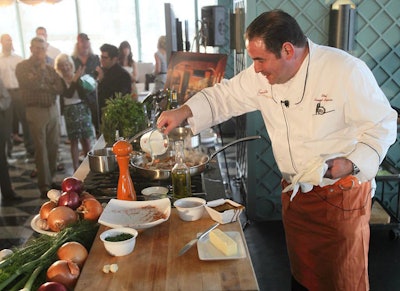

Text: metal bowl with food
xmin=130 ymin=136 xmax=261 ymax=180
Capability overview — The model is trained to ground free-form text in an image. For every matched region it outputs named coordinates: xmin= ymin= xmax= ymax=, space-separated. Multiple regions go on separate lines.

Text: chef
xmin=157 ymin=10 xmax=397 ymax=291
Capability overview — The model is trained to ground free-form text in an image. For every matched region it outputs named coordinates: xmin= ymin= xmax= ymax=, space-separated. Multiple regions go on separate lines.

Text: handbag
xmin=79 ymin=74 xmax=97 ymax=93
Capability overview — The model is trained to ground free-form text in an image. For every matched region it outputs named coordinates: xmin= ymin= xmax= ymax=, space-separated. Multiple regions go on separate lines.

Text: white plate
xmin=98 ymin=198 xmax=171 ymax=229
xmin=200 ymin=129 xmax=217 ymax=144
xmin=30 ymin=214 xmax=57 ymax=236
xmin=197 ymin=231 xmax=246 ymax=260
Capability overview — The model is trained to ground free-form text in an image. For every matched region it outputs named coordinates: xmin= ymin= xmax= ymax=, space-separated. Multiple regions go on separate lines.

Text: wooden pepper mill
xmin=112 ymin=139 xmax=136 ymax=201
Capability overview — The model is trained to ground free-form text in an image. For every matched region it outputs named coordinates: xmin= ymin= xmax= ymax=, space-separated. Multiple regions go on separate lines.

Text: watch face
xmin=353 ymin=163 xmax=360 ymax=175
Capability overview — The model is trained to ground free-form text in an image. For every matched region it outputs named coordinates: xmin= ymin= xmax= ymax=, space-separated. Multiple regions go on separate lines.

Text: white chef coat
xmin=186 ymin=40 xmax=397 ymax=187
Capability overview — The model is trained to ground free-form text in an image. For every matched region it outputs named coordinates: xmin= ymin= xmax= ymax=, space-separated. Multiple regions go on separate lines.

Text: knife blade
xmin=178 ymin=222 xmax=220 ymax=256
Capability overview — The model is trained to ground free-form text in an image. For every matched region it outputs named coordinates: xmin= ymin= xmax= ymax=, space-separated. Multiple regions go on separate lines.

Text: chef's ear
xmin=281 ymin=42 xmax=294 ymax=58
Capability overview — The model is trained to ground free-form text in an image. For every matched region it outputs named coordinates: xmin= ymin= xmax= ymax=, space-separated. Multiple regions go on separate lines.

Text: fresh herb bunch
xmin=101 ymin=93 xmax=147 ymax=146
xmin=0 ymin=220 xmax=98 ymax=291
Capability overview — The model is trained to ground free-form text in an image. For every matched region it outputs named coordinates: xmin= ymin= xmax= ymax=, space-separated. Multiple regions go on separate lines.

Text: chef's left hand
xmin=324 ymin=157 xmax=353 ymax=179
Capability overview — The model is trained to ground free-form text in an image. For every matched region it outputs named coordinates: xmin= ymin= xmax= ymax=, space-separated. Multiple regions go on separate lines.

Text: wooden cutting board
xmin=75 ymin=210 xmax=259 ymax=291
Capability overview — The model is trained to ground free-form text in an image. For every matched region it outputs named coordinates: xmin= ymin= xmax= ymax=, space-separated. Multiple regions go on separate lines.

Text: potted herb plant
xmin=101 ymin=93 xmax=147 ymax=146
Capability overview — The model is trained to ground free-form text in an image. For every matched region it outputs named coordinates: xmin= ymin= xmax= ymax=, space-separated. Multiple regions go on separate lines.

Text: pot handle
xmin=209 ymin=135 xmax=262 ymax=160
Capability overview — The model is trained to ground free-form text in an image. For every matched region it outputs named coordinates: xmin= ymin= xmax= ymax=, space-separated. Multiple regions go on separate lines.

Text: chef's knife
xmin=178 ymin=222 xmax=220 ymax=256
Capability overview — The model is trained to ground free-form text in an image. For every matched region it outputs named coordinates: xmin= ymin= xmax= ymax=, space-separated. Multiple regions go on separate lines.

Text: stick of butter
xmin=209 ymin=229 xmax=237 ymax=256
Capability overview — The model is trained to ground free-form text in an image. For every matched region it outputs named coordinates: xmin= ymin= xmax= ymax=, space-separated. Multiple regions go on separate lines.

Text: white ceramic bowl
xmin=141 ymin=186 xmax=169 ymax=200
xmin=173 ymin=197 xmax=206 ymax=221
xmin=98 ymin=198 xmax=171 ymax=229
xmin=100 ymin=227 xmax=138 ymax=256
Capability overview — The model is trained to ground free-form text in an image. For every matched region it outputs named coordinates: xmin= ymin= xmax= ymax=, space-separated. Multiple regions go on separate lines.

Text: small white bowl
xmin=141 ymin=186 xmax=169 ymax=200
xmin=100 ymin=227 xmax=138 ymax=256
xmin=173 ymin=197 xmax=206 ymax=221
xmin=205 ymin=199 xmax=244 ymax=224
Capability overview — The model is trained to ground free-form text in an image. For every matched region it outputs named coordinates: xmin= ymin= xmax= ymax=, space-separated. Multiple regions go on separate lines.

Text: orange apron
xmin=282 ymin=176 xmax=371 ymax=291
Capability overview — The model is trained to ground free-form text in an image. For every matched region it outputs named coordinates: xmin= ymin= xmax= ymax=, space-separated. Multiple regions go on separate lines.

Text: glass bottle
xmin=170 ymin=89 xmax=178 ymax=109
xmin=165 ymin=89 xmax=172 ymax=110
xmin=171 ymin=141 xmax=191 ymax=199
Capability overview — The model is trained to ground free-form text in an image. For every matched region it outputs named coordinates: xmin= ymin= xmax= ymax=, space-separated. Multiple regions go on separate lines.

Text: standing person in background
xmin=36 ymin=26 xmax=65 ymax=173
xmin=16 ymin=37 xmax=64 ymax=199
xmin=118 ymin=40 xmax=138 ymax=99
xmin=158 ymin=10 xmax=397 ymax=290
xmin=152 ymin=35 xmax=167 ymax=93
xmin=54 ymin=54 xmax=93 ymax=171
xmin=0 ymin=78 xmax=22 ymax=204
xmin=0 ymin=34 xmax=34 ymax=158
xmin=96 ymin=43 xmax=131 ymax=121
xmin=72 ymin=33 xmax=100 ymax=134
xmin=35 ymin=26 xmax=61 ymax=66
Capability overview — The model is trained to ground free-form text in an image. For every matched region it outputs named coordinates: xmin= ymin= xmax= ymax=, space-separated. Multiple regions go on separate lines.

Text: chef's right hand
xmin=157 ymin=105 xmax=193 ymax=135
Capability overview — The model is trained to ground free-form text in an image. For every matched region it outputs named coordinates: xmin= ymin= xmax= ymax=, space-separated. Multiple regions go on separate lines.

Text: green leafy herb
xmin=101 ymin=93 xmax=147 ymax=146
xmin=105 ymin=233 xmax=133 ymax=242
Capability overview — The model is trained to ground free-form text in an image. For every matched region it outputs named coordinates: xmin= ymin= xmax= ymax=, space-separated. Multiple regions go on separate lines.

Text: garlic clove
xmin=47 ymin=189 xmax=62 ymax=203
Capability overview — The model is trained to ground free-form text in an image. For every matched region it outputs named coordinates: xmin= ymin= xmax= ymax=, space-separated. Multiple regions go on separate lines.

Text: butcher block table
xmin=75 ymin=210 xmax=259 ymax=291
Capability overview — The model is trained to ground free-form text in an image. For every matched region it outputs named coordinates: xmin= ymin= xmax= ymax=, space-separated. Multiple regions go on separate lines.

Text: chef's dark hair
xmin=245 ymin=9 xmax=307 ymax=58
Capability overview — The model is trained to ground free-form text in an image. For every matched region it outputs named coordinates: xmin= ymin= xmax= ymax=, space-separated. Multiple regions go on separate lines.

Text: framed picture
xmin=165 ymin=51 xmax=227 ymax=104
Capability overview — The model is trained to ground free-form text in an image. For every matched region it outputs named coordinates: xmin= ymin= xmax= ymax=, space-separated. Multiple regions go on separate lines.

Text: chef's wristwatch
xmin=352 ymin=162 xmax=360 ymax=175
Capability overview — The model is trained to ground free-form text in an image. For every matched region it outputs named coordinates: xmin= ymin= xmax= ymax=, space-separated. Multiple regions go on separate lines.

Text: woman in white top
xmin=153 ymin=36 xmax=167 ymax=93
xmin=55 ymin=54 xmax=94 ymax=171
xmin=118 ymin=41 xmax=138 ymax=99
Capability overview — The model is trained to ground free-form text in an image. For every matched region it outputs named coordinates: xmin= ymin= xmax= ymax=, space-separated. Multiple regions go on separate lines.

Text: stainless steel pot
xmin=88 ymin=147 xmax=117 ymax=173
xmin=130 ymin=135 xmax=261 ymax=180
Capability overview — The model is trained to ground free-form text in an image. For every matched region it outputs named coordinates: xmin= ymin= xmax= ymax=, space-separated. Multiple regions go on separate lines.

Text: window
xmin=0 ymin=0 xmax=217 ymax=62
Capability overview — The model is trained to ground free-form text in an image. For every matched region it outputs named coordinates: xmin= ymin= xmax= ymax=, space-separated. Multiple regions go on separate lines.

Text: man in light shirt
xmin=35 ymin=26 xmax=61 ymax=65
xmin=0 ymin=34 xmax=34 ymax=157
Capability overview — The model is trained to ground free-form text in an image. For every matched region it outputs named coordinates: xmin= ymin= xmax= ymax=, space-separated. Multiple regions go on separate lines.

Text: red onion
xmin=58 ymin=191 xmax=80 ymax=210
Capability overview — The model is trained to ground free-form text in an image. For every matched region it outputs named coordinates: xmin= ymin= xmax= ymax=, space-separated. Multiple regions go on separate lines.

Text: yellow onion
xmin=47 ymin=206 xmax=78 ymax=232
xmin=57 ymin=241 xmax=88 ymax=268
xmin=46 ymin=260 xmax=80 ymax=290
xmin=77 ymin=198 xmax=103 ymax=221
xmin=79 ymin=191 xmax=95 ymax=202
xmin=40 ymin=201 xmax=57 ymax=220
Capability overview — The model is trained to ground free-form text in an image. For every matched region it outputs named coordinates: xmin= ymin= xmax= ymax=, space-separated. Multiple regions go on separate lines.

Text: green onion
xmin=0 ymin=220 xmax=98 ymax=291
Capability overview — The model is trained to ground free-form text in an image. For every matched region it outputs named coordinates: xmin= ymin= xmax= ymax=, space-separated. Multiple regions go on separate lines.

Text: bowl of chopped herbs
xmin=100 ymin=227 xmax=138 ymax=256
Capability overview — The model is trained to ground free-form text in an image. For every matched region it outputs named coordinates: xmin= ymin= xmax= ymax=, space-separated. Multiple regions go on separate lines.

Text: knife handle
xmin=198 ymin=223 xmax=220 ymax=240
